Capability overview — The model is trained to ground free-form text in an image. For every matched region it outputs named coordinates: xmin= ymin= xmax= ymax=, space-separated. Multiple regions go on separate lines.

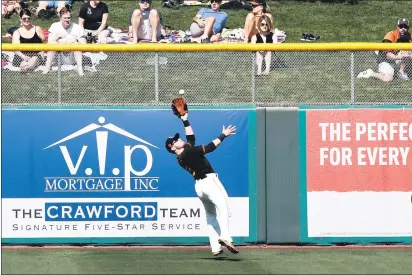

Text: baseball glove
xmin=171 ymin=97 xmax=188 ymax=118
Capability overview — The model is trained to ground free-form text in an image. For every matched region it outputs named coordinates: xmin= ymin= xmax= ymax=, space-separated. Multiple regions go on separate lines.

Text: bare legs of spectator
xmin=36 ymin=1 xmax=49 ymax=15
xmin=43 ymin=51 xmax=84 ymax=76
xmin=202 ymin=17 xmax=215 ymax=38
xmin=20 ymin=56 xmax=39 ymax=72
xmin=149 ymin=10 xmax=160 ymax=43
xmin=55 ymin=2 xmax=68 ymax=14
xmin=97 ymin=29 xmax=111 ymax=44
xmin=371 ymin=71 xmax=394 ymax=82
xmin=131 ymin=9 xmax=160 ymax=43
xmin=243 ymin=13 xmax=255 ymax=43
xmin=74 ymin=51 xmax=84 ymax=76
xmin=256 ymin=51 xmax=271 ymax=75
xmin=131 ymin=10 xmax=142 ymax=43
xmin=37 ymin=1 xmax=67 ymax=15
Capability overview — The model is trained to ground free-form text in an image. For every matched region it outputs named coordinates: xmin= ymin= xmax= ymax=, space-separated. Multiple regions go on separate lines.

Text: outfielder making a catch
xmin=165 ymin=97 xmax=239 ymax=257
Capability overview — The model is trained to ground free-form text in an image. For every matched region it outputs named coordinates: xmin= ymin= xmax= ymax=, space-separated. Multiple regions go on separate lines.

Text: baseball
xmin=179 ymin=89 xmax=185 ymax=95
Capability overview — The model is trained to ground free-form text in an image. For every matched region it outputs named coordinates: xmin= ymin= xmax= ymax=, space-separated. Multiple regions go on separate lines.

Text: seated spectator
xmin=78 ymin=0 xmax=110 ymax=44
xmin=189 ymin=0 xmax=227 ymax=43
xmin=130 ymin=0 xmax=162 ymax=43
xmin=128 ymin=6 xmax=166 ymax=42
xmin=12 ymin=8 xmax=46 ymax=72
xmin=243 ymin=0 xmax=274 ymax=43
xmin=36 ymin=1 xmax=73 ymax=19
xmin=43 ymin=7 xmax=86 ymax=76
xmin=250 ymin=14 xmax=277 ymax=75
xmin=357 ymin=18 xmax=412 ymax=82
xmin=2 ymin=1 xmax=27 ymax=19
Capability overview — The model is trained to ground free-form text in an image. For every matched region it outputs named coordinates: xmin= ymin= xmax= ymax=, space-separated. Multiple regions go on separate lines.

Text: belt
xmin=195 ymin=173 xmax=217 ymax=181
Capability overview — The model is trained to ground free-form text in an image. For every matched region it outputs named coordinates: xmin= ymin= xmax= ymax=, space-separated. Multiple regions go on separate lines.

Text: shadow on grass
xmin=201 ymin=257 xmax=244 ymax=261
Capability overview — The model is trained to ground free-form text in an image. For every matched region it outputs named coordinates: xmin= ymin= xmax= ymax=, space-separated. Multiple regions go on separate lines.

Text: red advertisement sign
xmin=306 ymin=109 xmax=412 ymax=192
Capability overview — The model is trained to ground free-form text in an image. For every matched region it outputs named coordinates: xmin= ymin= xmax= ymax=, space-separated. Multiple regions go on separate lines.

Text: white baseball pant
xmin=194 ymin=173 xmax=232 ymax=253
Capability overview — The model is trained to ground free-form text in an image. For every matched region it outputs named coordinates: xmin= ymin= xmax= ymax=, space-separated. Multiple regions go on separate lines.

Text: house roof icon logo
xmin=44 ymin=116 xmax=159 ymax=150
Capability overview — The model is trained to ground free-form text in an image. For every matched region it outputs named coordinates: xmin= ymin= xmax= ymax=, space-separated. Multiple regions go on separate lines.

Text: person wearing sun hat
xmin=243 ymin=0 xmax=274 ymax=43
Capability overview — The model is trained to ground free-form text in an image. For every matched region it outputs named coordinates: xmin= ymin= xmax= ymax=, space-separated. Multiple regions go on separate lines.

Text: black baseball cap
xmin=397 ymin=18 xmax=409 ymax=27
xmin=249 ymin=0 xmax=267 ymax=7
xmin=165 ymin=133 xmax=179 ymax=153
xmin=139 ymin=0 xmax=152 ymax=3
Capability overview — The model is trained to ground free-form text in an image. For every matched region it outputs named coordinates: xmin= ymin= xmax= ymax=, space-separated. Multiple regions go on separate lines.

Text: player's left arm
xmin=199 ymin=125 xmax=236 ymax=154
xmin=181 ymin=113 xmax=195 ymax=146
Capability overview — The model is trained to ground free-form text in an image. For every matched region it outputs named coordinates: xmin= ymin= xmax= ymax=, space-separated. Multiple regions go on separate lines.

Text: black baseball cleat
xmin=218 ymin=239 xmax=239 ymax=254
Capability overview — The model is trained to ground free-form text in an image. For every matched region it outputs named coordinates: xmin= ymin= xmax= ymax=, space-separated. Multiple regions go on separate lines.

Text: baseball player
xmin=165 ymin=99 xmax=238 ymax=257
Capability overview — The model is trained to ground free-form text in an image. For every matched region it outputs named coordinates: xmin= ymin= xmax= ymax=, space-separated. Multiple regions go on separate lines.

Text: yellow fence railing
xmin=2 ymin=42 xmax=412 ymax=52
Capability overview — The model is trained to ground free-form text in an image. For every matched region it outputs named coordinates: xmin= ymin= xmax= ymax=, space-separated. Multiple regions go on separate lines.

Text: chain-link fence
xmin=2 ymin=50 xmax=411 ymax=106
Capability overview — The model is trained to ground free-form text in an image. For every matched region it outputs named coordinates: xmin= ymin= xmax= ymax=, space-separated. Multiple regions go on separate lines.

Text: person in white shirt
xmin=43 ymin=7 xmax=86 ymax=76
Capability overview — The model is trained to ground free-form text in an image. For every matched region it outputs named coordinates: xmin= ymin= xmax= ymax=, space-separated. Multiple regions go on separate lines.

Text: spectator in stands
xmin=243 ymin=0 xmax=274 ymax=43
xmin=36 ymin=1 xmax=73 ymax=19
xmin=357 ymin=18 xmax=412 ymax=82
xmin=78 ymin=0 xmax=110 ymax=44
xmin=12 ymin=8 xmax=46 ymax=72
xmin=251 ymin=14 xmax=277 ymax=75
xmin=2 ymin=1 xmax=27 ymax=19
xmin=189 ymin=0 xmax=227 ymax=43
xmin=130 ymin=0 xmax=162 ymax=43
xmin=43 ymin=7 xmax=86 ymax=76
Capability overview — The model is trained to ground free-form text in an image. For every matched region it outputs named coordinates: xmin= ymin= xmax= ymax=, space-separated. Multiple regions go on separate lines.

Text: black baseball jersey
xmin=79 ymin=2 xmax=109 ymax=31
xmin=177 ymin=134 xmax=216 ymax=180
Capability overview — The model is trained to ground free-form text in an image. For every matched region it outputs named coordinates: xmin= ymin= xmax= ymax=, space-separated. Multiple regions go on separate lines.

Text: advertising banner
xmin=300 ymin=107 xmax=412 ymax=241
xmin=2 ymin=108 xmax=255 ymax=243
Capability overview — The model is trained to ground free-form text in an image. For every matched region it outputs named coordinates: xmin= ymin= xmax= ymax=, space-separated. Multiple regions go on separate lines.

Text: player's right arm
xmin=196 ymin=125 xmax=236 ymax=154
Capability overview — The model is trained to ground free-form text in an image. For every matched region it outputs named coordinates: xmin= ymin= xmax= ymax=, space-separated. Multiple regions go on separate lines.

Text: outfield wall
xmin=2 ymin=106 xmax=412 ymax=245
xmin=1 ymin=107 xmax=257 ymax=245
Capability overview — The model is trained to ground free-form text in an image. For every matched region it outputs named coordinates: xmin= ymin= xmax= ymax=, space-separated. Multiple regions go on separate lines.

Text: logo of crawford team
xmin=44 ymin=117 xmax=159 ymax=192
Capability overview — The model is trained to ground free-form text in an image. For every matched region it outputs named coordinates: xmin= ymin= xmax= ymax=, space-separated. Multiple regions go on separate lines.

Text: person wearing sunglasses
xmin=12 ymin=8 xmax=46 ymax=72
xmin=130 ymin=0 xmax=162 ymax=43
xmin=243 ymin=0 xmax=273 ymax=43
xmin=189 ymin=0 xmax=227 ymax=43
xmin=250 ymin=14 xmax=278 ymax=76
xmin=78 ymin=0 xmax=110 ymax=44
xmin=357 ymin=18 xmax=412 ymax=82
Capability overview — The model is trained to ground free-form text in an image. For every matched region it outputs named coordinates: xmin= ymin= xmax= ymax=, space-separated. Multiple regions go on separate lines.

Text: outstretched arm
xmin=180 ymin=113 xmax=195 ymax=146
xmin=202 ymin=125 xmax=236 ymax=154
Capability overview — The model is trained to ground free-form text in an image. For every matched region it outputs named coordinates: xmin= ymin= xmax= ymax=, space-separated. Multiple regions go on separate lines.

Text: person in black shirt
xmin=250 ymin=14 xmax=277 ymax=76
xmin=78 ymin=0 xmax=110 ymax=43
xmin=165 ymin=111 xmax=239 ymax=257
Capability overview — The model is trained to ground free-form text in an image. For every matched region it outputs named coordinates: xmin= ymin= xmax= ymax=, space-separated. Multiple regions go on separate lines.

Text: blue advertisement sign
xmin=3 ymin=109 xmax=249 ymax=198
xmin=2 ymin=108 xmax=256 ymax=244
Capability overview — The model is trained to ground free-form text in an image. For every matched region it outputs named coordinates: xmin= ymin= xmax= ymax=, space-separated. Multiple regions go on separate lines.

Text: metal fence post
xmin=251 ymin=52 xmax=256 ymax=104
xmin=57 ymin=52 xmax=62 ymax=104
xmin=350 ymin=52 xmax=355 ymax=104
xmin=154 ymin=53 xmax=159 ymax=103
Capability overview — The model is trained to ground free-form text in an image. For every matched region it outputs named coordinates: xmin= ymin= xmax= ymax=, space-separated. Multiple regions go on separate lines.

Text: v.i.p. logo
xmin=44 ymin=117 xmax=159 ymax=192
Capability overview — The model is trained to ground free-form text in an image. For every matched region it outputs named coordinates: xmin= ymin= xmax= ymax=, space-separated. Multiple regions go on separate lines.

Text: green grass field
xmin=3 ymin=248 xmax=412 ymax=274
xmin=2 ymin=1 xmax=412 ymax=105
